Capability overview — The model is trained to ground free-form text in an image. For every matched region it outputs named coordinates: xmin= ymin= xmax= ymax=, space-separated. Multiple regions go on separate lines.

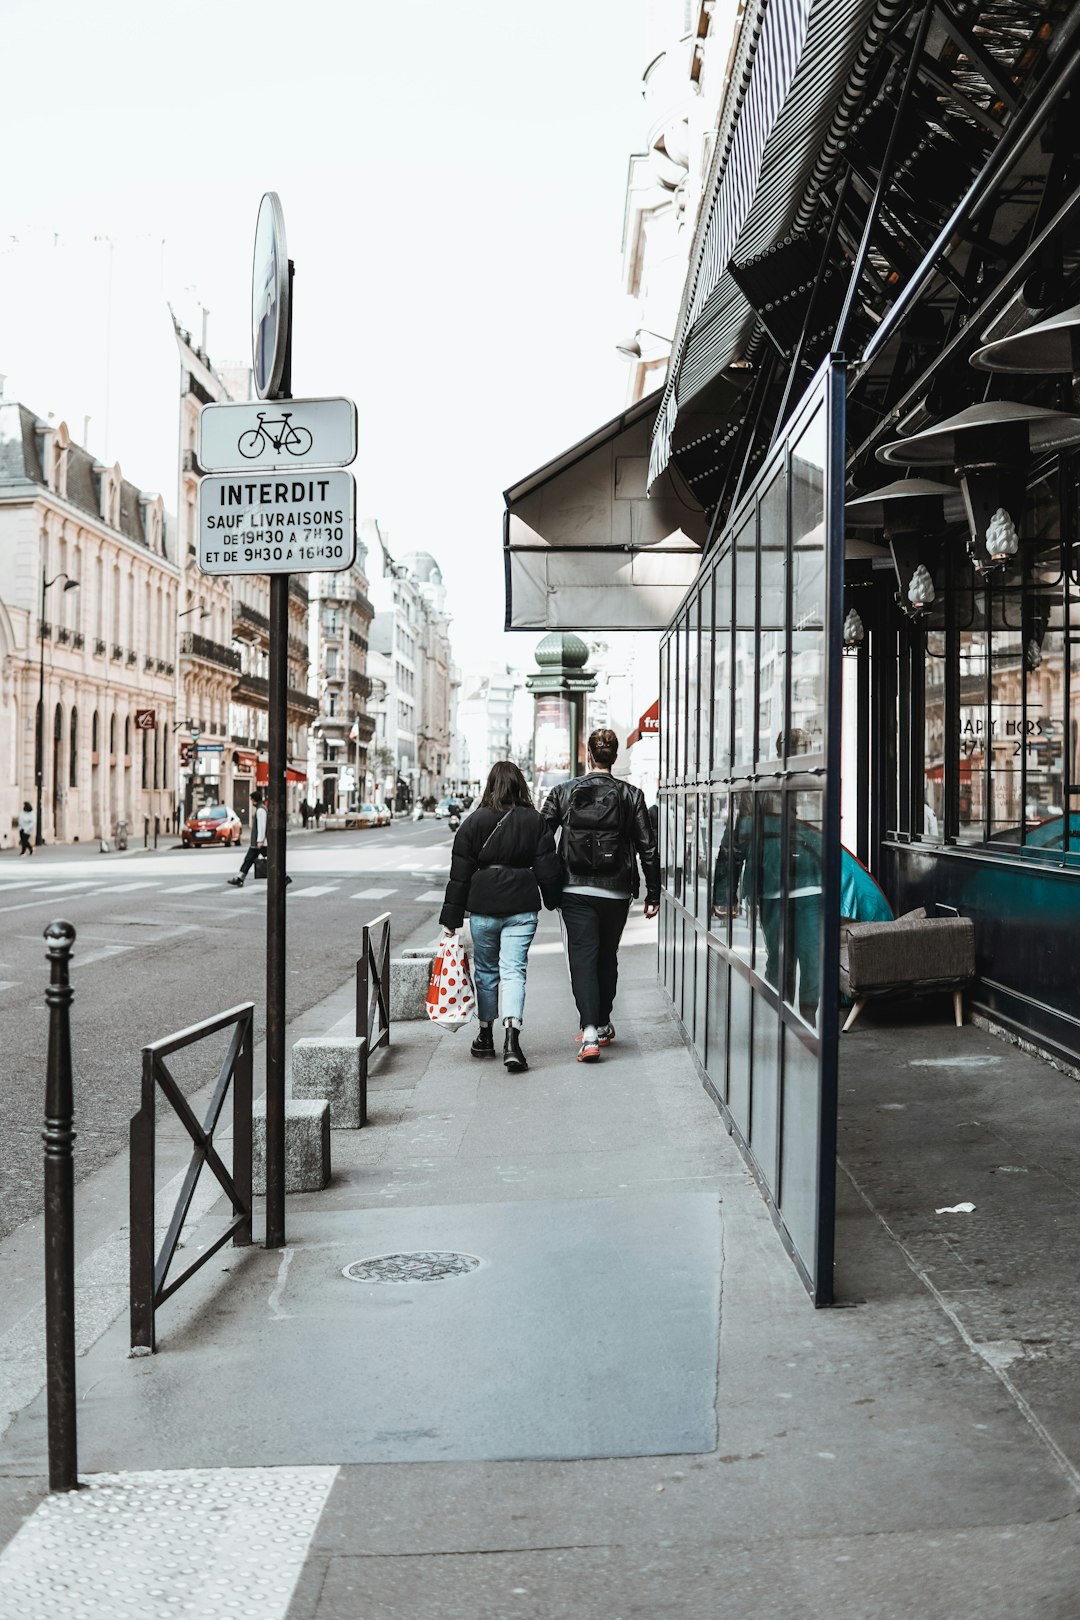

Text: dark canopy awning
xmin=503 ymin=391 xmax=708 ymax=632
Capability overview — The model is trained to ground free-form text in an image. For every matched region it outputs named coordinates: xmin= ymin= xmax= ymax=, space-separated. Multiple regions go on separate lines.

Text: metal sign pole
xmin=264 ymin=258 xmax=294 ymax=1251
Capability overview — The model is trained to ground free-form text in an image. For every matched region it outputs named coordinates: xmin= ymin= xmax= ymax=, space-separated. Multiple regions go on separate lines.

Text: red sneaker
xmin=577 ymin=1039 xmax=601 ymax=1063
xmin=597 ymin=1024 xmax=615 ymax=1046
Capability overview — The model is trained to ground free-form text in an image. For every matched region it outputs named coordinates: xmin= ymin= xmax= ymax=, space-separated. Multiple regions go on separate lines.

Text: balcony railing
xmin=233 ymin=672 xmax=270 ymax=705
xmin=289 ymin=578 xmax=309 ymax=607
xmin=287 ymin=635 xmax=309 ymax=661
xmin=94 ymin=638 xmax=106 ymax=656
xmin=288 ymin=687 xmax=320 ymax=717
xmin=56 ymin=626 xmax=70 ymax=644
xmin=38 ymin=621 xmax=51 ymax=641
xmin=349 ymin=629 xmax=368 ymax=651
xmin=234 ymin=602 xmax=270 ymax=636
xmin=112 ymin=644 xmax=124 ymax=661
xmin=180 ymin=632 xmax=242 ymax=672
xmin=72 ymin=631 xmax=84 ymax=650
xmin=126 ymin=650 xmax=138 ymax=666
xmin=355 ymin=593 xmax=374 ymax=621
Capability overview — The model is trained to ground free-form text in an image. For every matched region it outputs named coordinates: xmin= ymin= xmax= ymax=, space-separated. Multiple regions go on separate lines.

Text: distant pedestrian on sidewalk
xmin=439 ymin=761 xmax=561 ymax=1073
xmin=542 ymin=729 xmax=660 ymax=1063
xmin=300 ymin=798 xmax=311 ymax=829
xmin=18 ymin=801 xmax=34 ymax=856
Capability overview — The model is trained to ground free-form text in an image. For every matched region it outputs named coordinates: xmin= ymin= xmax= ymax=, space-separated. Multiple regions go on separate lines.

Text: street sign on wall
xmin=196 ymin=470 xmax=356 ymax=575
xmin=198 ymin=397 xmax=358 ymax=473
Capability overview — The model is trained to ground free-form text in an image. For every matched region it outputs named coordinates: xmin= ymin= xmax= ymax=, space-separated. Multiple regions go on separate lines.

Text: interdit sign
xmin=197 ymin=471 xmax=356 ymax=575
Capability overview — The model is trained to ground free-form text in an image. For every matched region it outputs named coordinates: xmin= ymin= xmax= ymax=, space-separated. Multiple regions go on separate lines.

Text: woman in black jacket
xmin=440 ymin=761 xmax=561 ymax=1072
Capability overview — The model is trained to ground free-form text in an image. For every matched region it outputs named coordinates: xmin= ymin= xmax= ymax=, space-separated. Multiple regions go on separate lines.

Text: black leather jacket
xmin=542 ymin=774 xmax=661 ymax=903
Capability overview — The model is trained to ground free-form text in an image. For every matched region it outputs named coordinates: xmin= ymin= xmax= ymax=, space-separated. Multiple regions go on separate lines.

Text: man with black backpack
xmin=542 ymin=728 xmax=660 ymax=1062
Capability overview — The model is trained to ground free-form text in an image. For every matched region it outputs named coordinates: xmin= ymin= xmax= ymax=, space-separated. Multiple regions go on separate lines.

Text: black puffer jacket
xmin=542 ymin=773 xmax=661 ymax=903
xmin=439 ymin=806 xmax=562 ymax=931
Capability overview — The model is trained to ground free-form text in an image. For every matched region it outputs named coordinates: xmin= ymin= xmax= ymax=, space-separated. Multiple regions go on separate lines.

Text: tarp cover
xmin=504 ymin=391 xmax=707 ymax=632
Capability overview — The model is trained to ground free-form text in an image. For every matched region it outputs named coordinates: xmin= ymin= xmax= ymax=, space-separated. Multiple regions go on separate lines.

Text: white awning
xmin=503 ymin=391 xmax=708 ymax=632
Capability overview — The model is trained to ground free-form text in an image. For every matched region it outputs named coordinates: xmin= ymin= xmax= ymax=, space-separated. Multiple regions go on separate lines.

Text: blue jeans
xmin=469 ymin=911 xmax=538 ymax=1023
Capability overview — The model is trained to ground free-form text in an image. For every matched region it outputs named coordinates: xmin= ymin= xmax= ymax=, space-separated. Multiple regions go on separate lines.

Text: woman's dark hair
xmin=588 ymin=728 xmax=619 ymax=768
xmin=480 ymin=760 xmax=533 ymax=812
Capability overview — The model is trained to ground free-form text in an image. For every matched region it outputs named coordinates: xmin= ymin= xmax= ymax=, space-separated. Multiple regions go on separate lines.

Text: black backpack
xmin=563 ymin=778 xmax=626 ymax=876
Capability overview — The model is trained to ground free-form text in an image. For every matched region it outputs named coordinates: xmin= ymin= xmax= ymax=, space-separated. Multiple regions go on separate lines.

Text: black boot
xmin=503 ymin=1020 xmax=528 ymax=1073
xmin=470 ymin=1022 xmax=496 ymax=1059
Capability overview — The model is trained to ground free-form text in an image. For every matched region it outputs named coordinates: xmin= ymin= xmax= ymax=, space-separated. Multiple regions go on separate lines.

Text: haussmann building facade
xmin=503 ymin=0 xmax=1080 ymax=1302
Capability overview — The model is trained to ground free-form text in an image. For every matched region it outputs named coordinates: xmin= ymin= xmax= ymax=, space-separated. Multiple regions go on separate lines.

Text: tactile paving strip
xmin=0 ymin=1465 xmax=337 ymax=1618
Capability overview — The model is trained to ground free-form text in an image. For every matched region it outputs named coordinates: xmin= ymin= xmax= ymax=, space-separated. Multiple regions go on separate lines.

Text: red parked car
xmin=182 ymin=804 xmax=243 ymax=848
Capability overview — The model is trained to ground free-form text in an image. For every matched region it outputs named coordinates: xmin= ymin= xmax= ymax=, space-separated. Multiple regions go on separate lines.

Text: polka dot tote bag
xmin=425 ymin=933 xmax=476 ymax=1029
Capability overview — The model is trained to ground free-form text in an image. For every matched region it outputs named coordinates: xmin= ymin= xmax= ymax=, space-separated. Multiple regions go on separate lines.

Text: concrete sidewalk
xmin=0 ymin=912 xmax=1078 ymax=1618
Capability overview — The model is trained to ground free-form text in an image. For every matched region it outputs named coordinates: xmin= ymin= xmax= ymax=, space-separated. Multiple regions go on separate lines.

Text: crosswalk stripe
xmin=94 ymin=881 xmax=160 ymax=893
xmin=161 ymin=882 xmax=219 ymax=893
xmin=0 ymin=982 xmax=18 ymax=992
xmin=28 ymin=881 xmax=101 ymax=894
xmin=416 ymin=890 xmax=445 ymax=902
xmin=351 ymin=887 xmax=396 ymax=899
xmin=288 ymin=884 xmax=340 ymax=898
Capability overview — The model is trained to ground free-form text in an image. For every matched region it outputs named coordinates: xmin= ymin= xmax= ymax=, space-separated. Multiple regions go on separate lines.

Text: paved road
xmin=0 ymin=818 xmax=453 ymax=1242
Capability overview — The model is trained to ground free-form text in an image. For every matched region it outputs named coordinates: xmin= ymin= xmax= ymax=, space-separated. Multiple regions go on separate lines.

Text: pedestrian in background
xmin=542 ymin=729 xmax=660 ymax=1062
xmin=440 ymin=761 xmax=561 ymax=1073
xmin=18 ymin=802 xmax=34 ymax=856
xmin=226 ymin=792 xmax=290 ymax=887
xmin=300 ymin=798 xmax=311 ymax=829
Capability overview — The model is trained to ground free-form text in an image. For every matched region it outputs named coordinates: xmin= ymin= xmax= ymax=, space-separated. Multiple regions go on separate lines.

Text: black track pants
xmin=560 ymin=893 xmax=631 ymax=1029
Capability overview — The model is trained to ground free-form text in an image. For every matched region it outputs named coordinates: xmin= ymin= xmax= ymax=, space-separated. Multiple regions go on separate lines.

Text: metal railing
xmin=129 ymin=1004 xmax=254 ymax=1354
xmin=356 ymin=912 xmax=391 ymax=1114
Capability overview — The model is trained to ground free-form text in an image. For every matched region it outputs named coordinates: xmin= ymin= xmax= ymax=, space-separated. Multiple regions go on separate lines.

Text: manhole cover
xmin=342 ymin=1251 xmax=481 ymax=1284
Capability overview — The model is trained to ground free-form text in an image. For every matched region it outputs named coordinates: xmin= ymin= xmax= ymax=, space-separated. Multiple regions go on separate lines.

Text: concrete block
xmin=390 ymin=955 xmax=434 ymax=1020
xmin=252 ymin=1098 xmax=330 ymax=1193
xmin=292 ymin=1036 xmax=367 ymax=1128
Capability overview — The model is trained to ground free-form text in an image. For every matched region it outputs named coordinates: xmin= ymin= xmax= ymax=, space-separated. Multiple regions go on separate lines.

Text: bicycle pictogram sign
xmin=237 ymin=410 xmax=314 ymax=460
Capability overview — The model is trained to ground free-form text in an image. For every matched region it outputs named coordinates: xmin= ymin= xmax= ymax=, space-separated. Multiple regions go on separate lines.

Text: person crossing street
xmin=226 ymin=793 xmax=291 ymax=888
xmin=542 ymin=729 xmax=660 ymax=1062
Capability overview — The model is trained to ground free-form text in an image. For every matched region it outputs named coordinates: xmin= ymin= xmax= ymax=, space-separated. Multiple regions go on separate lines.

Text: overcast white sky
xmin=0 ymin=0 xmax=650 ymax=668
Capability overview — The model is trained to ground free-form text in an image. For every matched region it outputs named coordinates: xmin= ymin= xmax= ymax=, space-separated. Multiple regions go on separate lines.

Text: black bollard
xmin=43 ymin=919 xmax=78 ymax=1492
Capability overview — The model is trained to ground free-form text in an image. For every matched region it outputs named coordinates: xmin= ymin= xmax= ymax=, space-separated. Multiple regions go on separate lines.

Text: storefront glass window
xmin=957 ymin=628 xmax=988 ymax=843
xmin=699 ymin=568 xmax=714 ymax=778
xmin=989 ymin=625 xmax=1024 ymax=843
xmin=713 ymin=552 xmax=732 ymax=775
xmin=709 ymin=793 xmax=730 ymax=940
xmin=789 ymin=407 xmax=827 ymax=762
xmin=923 ymin=630 xmax=946 ymax=838
xmin=733 ymin=511 xmax=756 ymax=774
xmin=784 ymin=791 xmax=824 ymax=1031
xmin=758 ymin=470 xmax=787 ymax=770
xmin=686 ymin=599 xmax=700 ymax=782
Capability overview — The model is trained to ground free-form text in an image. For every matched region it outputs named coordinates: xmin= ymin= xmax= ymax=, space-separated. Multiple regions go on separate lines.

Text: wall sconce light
xmin=877 ymin=401 xmax=1080 ymax=578
xmin=905 ymin=563 xmax=936 ymax=616
xmin=846 ymin=478 xmax=959 ymax=625
xmin=842 ymin=607 xmax=865 ymax=654
xmin=970 ymin=303 xmax=1080 ymax=375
